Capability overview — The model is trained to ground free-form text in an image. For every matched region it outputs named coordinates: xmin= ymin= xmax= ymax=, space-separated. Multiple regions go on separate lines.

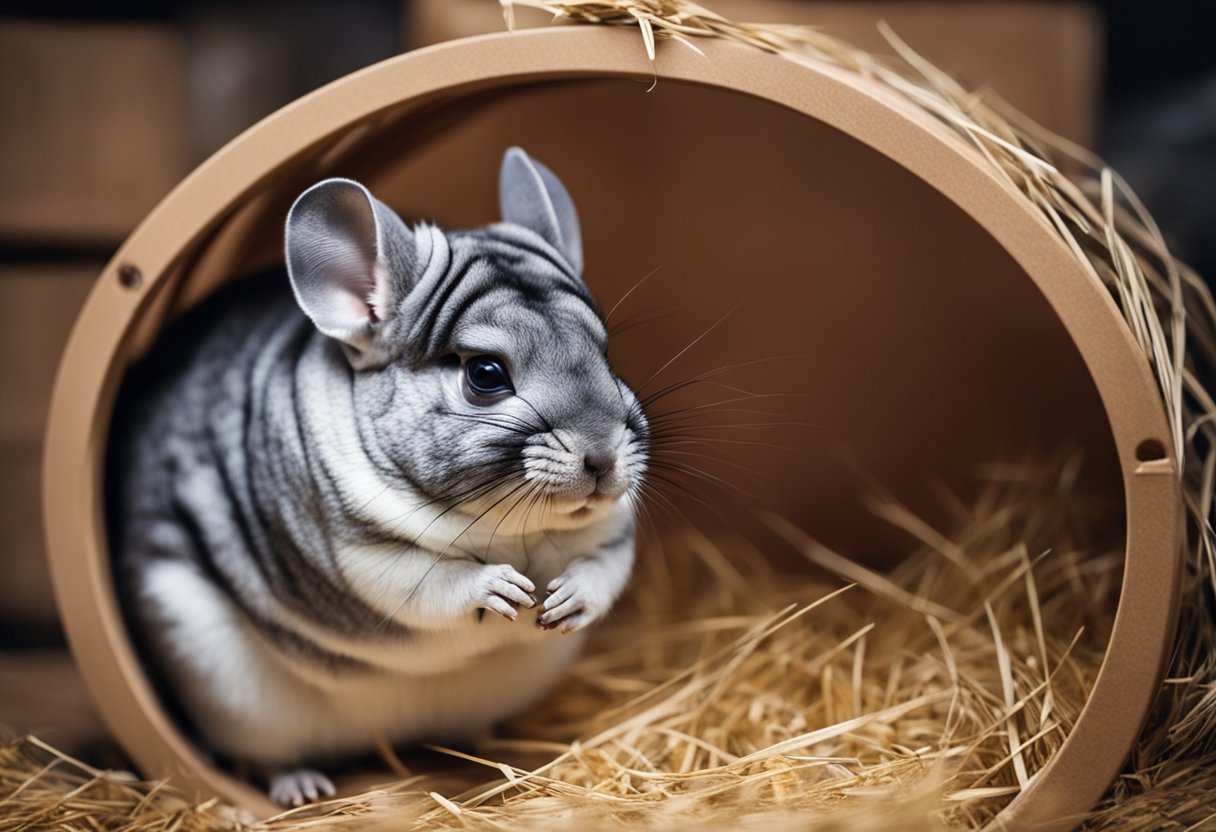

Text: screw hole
xmin=1135 ymin=438 xmax=1168 ymax=462
xmin=118 ymin=264 xmax=143 ymax=290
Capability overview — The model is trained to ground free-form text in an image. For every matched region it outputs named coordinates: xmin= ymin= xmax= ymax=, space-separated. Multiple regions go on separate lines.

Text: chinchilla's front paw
xmin=473 ymin=564 xmax=536 ymax=621
xmin=537 ymin=569 xmax=610 ymax=633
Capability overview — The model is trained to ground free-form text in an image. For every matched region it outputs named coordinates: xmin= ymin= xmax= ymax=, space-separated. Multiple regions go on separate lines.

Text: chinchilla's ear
xmin=498 ymin=147 xmax=583 ymax=275
xmin=285 ymin=178 xmax=414 ymax=369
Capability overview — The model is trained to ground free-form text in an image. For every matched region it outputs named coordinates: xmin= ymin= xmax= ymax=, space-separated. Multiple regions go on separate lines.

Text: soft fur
xmin=108 ymin=148 xmax=648 ymax=806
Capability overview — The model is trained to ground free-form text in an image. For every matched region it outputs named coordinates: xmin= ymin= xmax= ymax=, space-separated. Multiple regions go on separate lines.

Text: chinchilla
xmin=108 ymin=147 xmax=649 ymax=806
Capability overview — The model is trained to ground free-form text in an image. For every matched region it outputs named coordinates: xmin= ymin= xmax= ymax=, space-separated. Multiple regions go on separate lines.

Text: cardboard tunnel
xmin=42 ymin=29 xmax=1182 ymax=830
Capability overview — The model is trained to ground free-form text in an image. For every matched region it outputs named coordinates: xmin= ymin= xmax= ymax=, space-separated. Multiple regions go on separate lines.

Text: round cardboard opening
xmin=43 ymin=28 xmax=1181 ymax=830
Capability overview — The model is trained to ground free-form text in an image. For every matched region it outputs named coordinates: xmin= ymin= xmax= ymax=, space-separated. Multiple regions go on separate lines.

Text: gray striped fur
xmin=108 ymin=149 xmax=648 ymax=791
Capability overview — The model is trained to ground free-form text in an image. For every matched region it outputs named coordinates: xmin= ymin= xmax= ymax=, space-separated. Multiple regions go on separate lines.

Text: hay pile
xmin=5 ymin=2 xmax=1215 ymax=830
xmin=3 ymin=458 xmax=1123 ymax=830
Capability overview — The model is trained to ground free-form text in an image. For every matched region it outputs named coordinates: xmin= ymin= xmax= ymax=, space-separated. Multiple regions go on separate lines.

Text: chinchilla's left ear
xmin=498 ymin=147 xmax=583 ymax=275
xmin=285 ymin=178 xmax=415 ymax=369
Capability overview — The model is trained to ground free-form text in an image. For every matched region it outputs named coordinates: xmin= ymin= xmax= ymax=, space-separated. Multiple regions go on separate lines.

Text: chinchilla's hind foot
xmin=268 ymin=768 xmax=336 ymax=807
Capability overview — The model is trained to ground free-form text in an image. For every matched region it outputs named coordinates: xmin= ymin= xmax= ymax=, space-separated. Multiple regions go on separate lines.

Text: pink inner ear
xmin=304 ymin=236 xmax=378 ymax=332
xmin=334 ymin=290 xmax=371 ymax=324
xmin=287 ymin=178 xmax=392 ymax=341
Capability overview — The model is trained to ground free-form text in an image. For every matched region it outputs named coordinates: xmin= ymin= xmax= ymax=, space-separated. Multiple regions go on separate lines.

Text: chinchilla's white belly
xmin=141 ymin=558 xmax=584 ymax=766
xmin=253 ymin=632 xmax=583 ymax=764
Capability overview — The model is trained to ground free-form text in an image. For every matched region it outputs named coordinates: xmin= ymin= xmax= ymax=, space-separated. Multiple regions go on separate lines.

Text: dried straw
xmin=2 ymin=457 xmax=1123 ymax=830
xmin=5 ymin=2 xmax=1215 ymax=829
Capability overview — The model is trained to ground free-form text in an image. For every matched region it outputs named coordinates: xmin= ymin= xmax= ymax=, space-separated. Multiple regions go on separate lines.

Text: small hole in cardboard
xmin=118 ymin=265 xmax=143 ymax=290
xmin=1135 ymin=438 xmax=1167 ymax=462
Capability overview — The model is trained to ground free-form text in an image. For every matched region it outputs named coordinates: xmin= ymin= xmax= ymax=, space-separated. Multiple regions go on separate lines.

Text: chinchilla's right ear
xmin=499 ymin=147 xmax=583 ymax=275
xmin=285 ymin=178 xmax=416 ymax=369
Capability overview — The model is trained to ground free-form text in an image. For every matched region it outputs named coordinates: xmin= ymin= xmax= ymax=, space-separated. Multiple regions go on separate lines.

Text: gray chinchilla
xmin=108 ymin=147 xmax=648 ymax=807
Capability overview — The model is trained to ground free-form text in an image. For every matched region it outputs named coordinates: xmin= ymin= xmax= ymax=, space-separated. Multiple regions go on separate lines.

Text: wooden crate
xmin=0 ymin=265 xmax=98 ymax=622
xmin=0 ymin=21 xmax=189 ymax=246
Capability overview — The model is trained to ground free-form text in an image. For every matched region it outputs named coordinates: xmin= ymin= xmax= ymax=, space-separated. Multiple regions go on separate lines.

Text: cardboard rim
xmin=41 ymin=27 xmax=1181 ymax=829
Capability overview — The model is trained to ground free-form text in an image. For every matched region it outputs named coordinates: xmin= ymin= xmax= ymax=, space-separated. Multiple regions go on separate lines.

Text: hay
xmin=3 ymin=458 xmax=1121 ymax=830
xmin=6 ymin=2 xmax=1215 ymax=829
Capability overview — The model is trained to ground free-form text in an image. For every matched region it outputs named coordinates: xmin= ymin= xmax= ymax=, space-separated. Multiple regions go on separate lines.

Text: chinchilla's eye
xmin=465 ymin=355 xmax=513 ymax=398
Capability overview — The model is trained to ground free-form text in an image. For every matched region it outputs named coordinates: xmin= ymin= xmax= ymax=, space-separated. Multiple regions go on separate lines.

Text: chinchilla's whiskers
xmin=646 ymin=420 xmax=807 ymax=460
xmin=445 ymin=417 xmax=531 ymax=437
xmin=376 ymin=472 xmax=508 ymax=543
xmin=485 ymin=479 xmax=545 ymax=559
xmin=516 ymin=486 xmax=557 ymax=574
xmin=390 ymin=461 xmax=524 ymax=545
xmin=356 ymin=476 xmax=514 ymax=610
xmin=441 ymin=410 xmax=542 ymax=436
xmin=633 ymin=305 xmax=739 ymax=396
xmin=381 ymin=478 xmax=536 ymax=627
xmin=479 ymin=442 xmax=539 ymax=461
xmin=628 ymin=330 xmax=811 ymax=469
xmin=647 ymin=404 xmax=803 ymax=424
xmin=514 ymin=392 xmax=573 ymax=454
xmin=645 ymin=391 xmax=807 ymax=419
xmin=604 ymin=264 xmax=664 ymax=324
xmin=354 ymin=482 xmax=394 ymax=516
xmin=640 ymin=386 xmax=809 ymax=488
xmin=640 ymin=470 xmax=733 ymax=526
xmin=639 ymin=356 xmax=805 ymax=409
xmin=520 ymin=484 xmax=565 ymax=575
xmin=638 ymin=439 xmax=767 ymax=503
xmin=608 ymin=306 xmax=683 ymax=339
xmin=357 ymin=455 xmax=525 ymax=591
xmin=642 ymin=377 xmax=758 ymax=409
xmin=386 ymin=454 xmax=641 ymax=624
xmin=361 ymin=405 xmax=565 ymax=626
xmin=524 ymin=488 xmax=566 ymax=569
xmin=648 ymin=434 xmax=801 ymax=452
xmin=638 ymin=488 xmax=679 ymax=533
xmin=644 ymin=397 xmax=814 ymax=454
xmin=645 ymin=458 xmax=758 ymax=502
xmin=647 ymin=447 xmax=764 ymax=480
xmin=628 ymin=352 xmax=808 ymax=501
xmin=648 ymin=417 xmax=811 ymax=432
xmin=634 ymin=473 xmax=696 ymax=532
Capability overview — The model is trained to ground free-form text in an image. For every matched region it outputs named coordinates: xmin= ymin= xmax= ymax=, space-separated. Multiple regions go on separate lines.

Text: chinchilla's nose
xmin=583 ymin=449 xmax=617 ymax=479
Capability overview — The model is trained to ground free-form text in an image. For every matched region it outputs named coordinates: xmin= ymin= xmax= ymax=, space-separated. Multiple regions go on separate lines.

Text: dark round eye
xmin=465 ymin=355 xmax=513 ymax=397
